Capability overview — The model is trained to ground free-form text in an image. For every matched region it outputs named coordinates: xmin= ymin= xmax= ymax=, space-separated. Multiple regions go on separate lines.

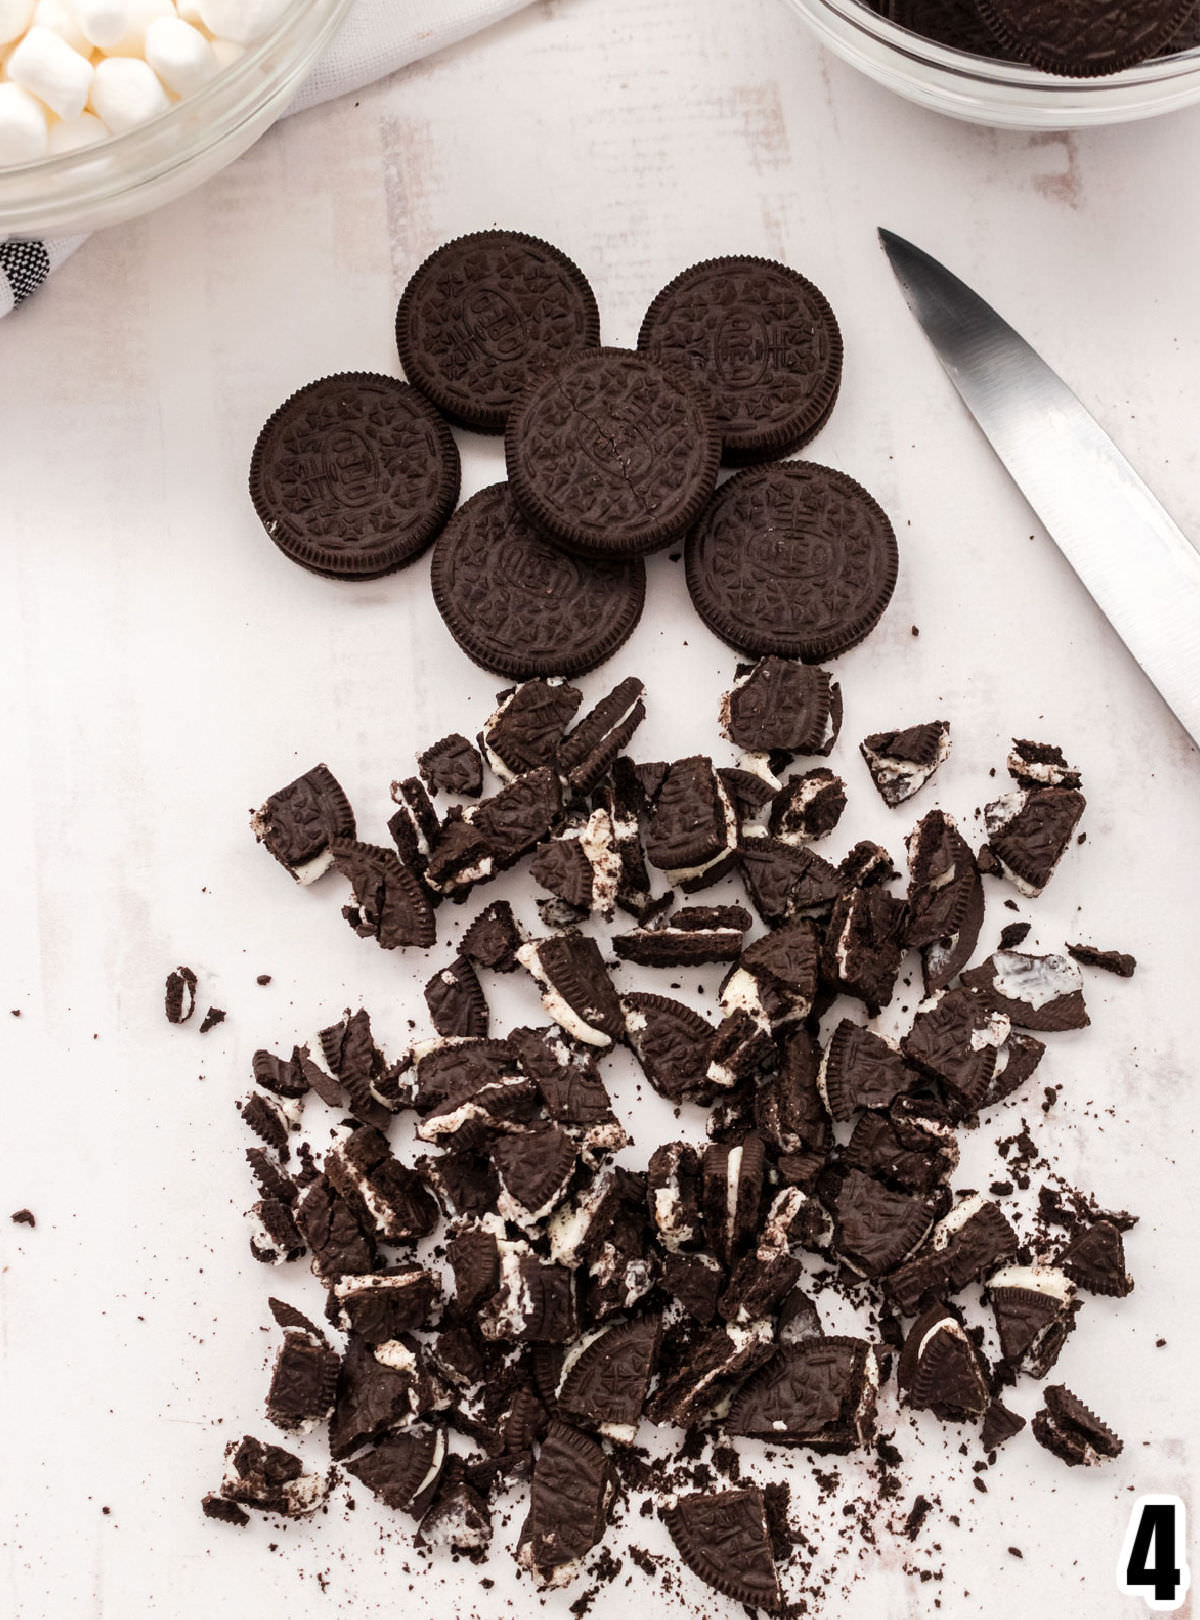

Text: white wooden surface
xmin=2 ymin=1 xmax=1199 ymax=1615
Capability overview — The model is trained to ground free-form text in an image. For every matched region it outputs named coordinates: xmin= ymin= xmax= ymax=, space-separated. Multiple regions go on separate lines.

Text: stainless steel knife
xmin=879 ymin=228 xmax=1200 ymax=749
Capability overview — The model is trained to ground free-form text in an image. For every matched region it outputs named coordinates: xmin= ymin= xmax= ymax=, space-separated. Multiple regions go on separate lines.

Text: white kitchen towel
xmin=0 ymin=0 xmax=536 ymax=319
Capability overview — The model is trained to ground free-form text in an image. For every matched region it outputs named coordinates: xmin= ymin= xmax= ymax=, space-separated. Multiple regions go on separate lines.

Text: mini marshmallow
xmin=8 ymin=24 xmax=92 ymax=119
xmin=75 ymin=0 xmax=131 ymax=48
xmin=145 ymin=15 xmax=215 ymax=96
xmin=0 ymin=0 xmax=35 ymax=47
xmin=100 ymin=0 xmax=175 ymax=58
xmin=0 ymin=78 xmax=47 ymax=160
xmin=32 ymin=0 xmax=91 ymax=55
xmin=208 ymin=34 xmax=242 ymax=69
xmin=196 ymin=0 xmax=292 ymax=46
xmin=46 ymin=105 xmax=105 ymax=149
xmin=89 ymin=52 xmax=169 ymax=131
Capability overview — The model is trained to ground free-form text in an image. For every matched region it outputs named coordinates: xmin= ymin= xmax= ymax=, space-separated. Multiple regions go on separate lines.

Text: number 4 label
xmin=1118 ymin=1496 xmax=1191 ymax=1612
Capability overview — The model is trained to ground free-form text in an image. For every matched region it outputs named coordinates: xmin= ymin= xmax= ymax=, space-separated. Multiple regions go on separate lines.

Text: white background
xmin=1 ymin=1 xmax=1198 ymax=1615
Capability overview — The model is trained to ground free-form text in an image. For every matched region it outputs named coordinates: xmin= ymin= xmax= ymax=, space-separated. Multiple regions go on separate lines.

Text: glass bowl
xmin=784 ymin=0 xmax=1200 ymax=127
xmin=0 ymin=0 xmax=355 ymax=241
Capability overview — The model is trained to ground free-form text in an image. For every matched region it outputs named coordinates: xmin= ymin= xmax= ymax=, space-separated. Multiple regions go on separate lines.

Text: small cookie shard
xmin=518 ymin=1422 xmax=614 ymax=1589
xmin=647 ymin=1143 xmax=705 ymax=1252
xmin=769 ymin=768 xmax=847 ymax=844
xmin=861 ymin=722 xmax=950 ymax=808
xmin=238 ymin=1091 xmax=297 ymax=1158
xmin=981 ymin=1399 xmax=1027 ymax=1451
xmin=344 ymin=1423 xmax=447 ymax=1512
xmin=530 ymin=810 xmax=622 ymax=920
xmin=417 ymin=1476 xmax=493 ymax=1553
xmin=518 ymin=935 xmax=624 ymax=1046
xmin=898 ymin=1303 xmax=990 ymax=1420
xmin=460 ymin=900 xmax=523 ymax=973
xmin=721 ymin=658 xmax=839 ymax=756
xmin=623 ymin=993 xmax=717 ymax=1104
xmin=961 ymin=951 xmax=1088 ymax=1032
xmin=643 ymin=756 xmax=738 ymax=890
xmin=479 ymin=679 xmax=583 ymax=781
xmin=333 ymin=840 xmax=437 ymax=950
xmin=905 ymin=809 xmax=985 ymax=997
xmin=479 ymin=1236 xmax=577 ymax=1344
xmin=331 ymin=1266 xmax=440 ymax=1340
xmin=902 ymin=989 xmax=1010 ymax=1118
xmin=830 ymin=1170 xmax=940 ymax=1279
xmin=740 ymin=837 xmax=844 ymax=926
xmin=247 ymin=1197 xmax=306 ymax=1266
xmin=822 ymin=885 xmax=906 ymax=1017
xmin=982 ymin=784 xmax=1085 ymax=896
xmin=264 ymin=1301 xmax=340 ymax=1432
xmin=756 ymin=1028 xmax=833 ymax=1159
xmin=1066 ymin=942 xmax=1136 ymax=978
xmin=983 ymin=1026 xmax=1045 ymax=1108
xmin=556 ymin=1315 xmax=661 ymax=1440
xmin=219 ymin=1435 xmax=328 ymax=1518
xmin=202 ymin=1494 xmax=249 ymax=1527
xmin=1007 ymin=739 xmax=1082 ymax=790
xmin=417 ymin=733 xmax=484 ymax=799
xmin=252 ymin=1048 xmax=309 ymax=1101
xmin=701 ymin=1137 xmax=767 ymax=1264
xmin=1060 ymin=1220 xmax=1134 ymax=1297
xmin=723 ymin=920 xmax=820 ymax=1031
xmin=728 ymin=1338 xmax=879 ymax=1452
xmin=424 ymin=956 xmax=490 ymax=1039
xmin=1032 ymin=1384 xmax=1123 ymax=1466
xmin=507 ymin=1026 xmax=626 ymax=1157
xmin=819 ymin=1020 xmax=916 ymax=1121
xmin=250 ymin=763 xmax=356 ymax=885
xmin=663 ymin=1487 xmax=782 ymax=1613
xmin=165 ymin=965 xmax=198 ymax=1025
xmin=987 ymin=1263 xmax=1078 ymax=1377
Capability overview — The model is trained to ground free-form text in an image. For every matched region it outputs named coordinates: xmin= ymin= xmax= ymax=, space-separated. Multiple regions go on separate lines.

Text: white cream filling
xmin=421 ymin=1490 xmax=489 ymax=1549
xmin=854 ymin=1347 xmax=881 ymax=1442
xmin=1005 ymin=746 xmax=1076 ymax=788
xmin=580 ymin=809 xmax=622 ymax=915
xmin=724 ymin=1145 xmax=744 ymax=1252
xmin=245 ymin=1206 xmax=290 ymax=1264
xmin=990 ymin=951 xmax=1082 ymax=1010
xmin=970 ymin=1011 xmax=1012 ymax=1051
xmin=372 ymin=1339 xmax=418 ymax=1374
xmin=719 ymin=967 xmax=768 ymax=1024
xmin=411 ymin=1427 xmax=447 ymax=1503
xmin=482 ymin=1241 xmax=536 ymax=1339
xmin=988 ymin=1264 xmax=1075 ymax=1304
xmin=547 ymin=1169 xmax=615 ymax=1266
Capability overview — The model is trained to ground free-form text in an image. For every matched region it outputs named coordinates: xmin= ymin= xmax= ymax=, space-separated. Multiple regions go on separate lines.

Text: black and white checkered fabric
xmin=0 ymin=239 xmax=51 ymax=314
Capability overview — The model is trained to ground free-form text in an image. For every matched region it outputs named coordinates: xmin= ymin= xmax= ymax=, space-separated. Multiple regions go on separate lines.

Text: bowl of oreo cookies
xmin=785 ymin=0 xmax=1200 ymax=126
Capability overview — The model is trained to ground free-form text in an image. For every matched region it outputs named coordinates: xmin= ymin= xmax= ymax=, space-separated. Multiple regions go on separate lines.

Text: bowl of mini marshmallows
xmin=0 ymin=0 xmax=354 ymax=239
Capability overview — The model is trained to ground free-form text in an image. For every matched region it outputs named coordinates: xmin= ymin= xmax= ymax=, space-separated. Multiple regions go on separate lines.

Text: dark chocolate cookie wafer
xmin=505 ymin=347 xmax=720 ymax=557
xmin=431 ymin=483 xmax=645 ymax=678
xmin=638 ymin=255 xmax=843 ymax=465
xmin=395 ymin=231 xmax=601 ymax=432
xmin=881 ymin=0 xmax=1012 ymax=57
xmin=249 ymin=374 xmax=460 ymax=579
xmin=663 ymin=1488 xmax=782 ymax=1612
xmin=976 ymin=0 xmax=1195 ymax=75
xmin=685 ymin=460 xmax=898 ymax=660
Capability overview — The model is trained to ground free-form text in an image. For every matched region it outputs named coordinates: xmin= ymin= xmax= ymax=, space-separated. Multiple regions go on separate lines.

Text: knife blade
xmin=879 ymin=227 xmax=1200 ymax=749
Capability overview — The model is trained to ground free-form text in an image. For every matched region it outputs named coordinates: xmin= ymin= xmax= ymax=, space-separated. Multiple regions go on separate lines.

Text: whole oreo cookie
xmin=395 ymin=230 xmax=601 ymax=432
xmin=685 ymin=460 xmax=898 ymax=661
xmin=638 ymin=255 xmax=843 ymax=465
xmin=430 ymin=483 xmax=646 ymax=678
xmin=975 ymin=0 xmax=1195 ymax=75
xmin=505 ymin=347 xmax=720 ymax=557
xmin=250 ymin=373 xmax=460 ymax=579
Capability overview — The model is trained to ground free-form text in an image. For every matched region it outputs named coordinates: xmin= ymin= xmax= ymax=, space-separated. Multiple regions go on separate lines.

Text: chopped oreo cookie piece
xmin=344 ymin=1423 xmax=447 ymax=1512
xmin=556 ymin=1315 xmax=661 ymax=1442
xmin=622 ymin=993 xmax=717 ymax=1104
xmin=219 ymin=1435 xmax=328 ymax=1518
xmin=517 ymin=1421 xmax=615 ymax=1589
xmin=460 ymin=900 xmax=523 ymax=973
xmin=334 ymin=840 xmax=438 ymax=951
xmin=769 ymin=768 xmax=847 ymax=844
xmin=530 ymin=809 xmax=622 ymax=920
xmin=898 ymin=1303 xmax=990 ymax=1420
xmin=662 ymin=1487 xmax=782 ymax=1613
xmin=317 ymin=1008 xmax=394 ymax=1128
xmin=646 ymin=1319 xmax=775 ymax=1429
xmin=982 ymin=783 xmax=1085 ymax=896
xmin=822 ymin=885 xmax=906 ymax=1016
xmin=517 ymin=934 xmax=624 ymax=1046
xmin=819 ymin=1020 xmax=917 ymax=1121
xmin=902 ymin=989 xmax=1010 ymax=1118
xmin=264 ymin=1299 xmax=340 ymax=1432
xmin=507 ymin=1026 xmax=626 ymax=1159
xmin=961 ymin=951 xmax=1088 ymax=1032
xmin=424 ymin=955 xmax=490 ymax=1039
xmin=250 ymin=763 xmax=356 ymax=884
xmin=479 ymin=679 xmax=582 ymax=781
xmin=294 ymin=1175 xmax=378 ymax=1282
xmin=165 ymin=965 xmax=198 ymax=1024
xmin=860 ymin=722 xmax=950 ymax=808
xmin=701 ymin=1136 xmax=766 ymax=1263
xmin=331 ymin=1266 xmax=440 ymax=1340
xmin=721 ymin=920 xmax=820 ymax=1032
xmin=662 ymin=1251 xmax=726 ymax=1323
xmin=417 ymin=733 xmax=484 ymax=799
xmin=416 ymin=1474 xmax=493 ymax=1553
xmin=467 ymin=767 xmax=563 ymax=870
xmin=1032 ymin=1385 xmax=1122 ymax=1467
xmin=739 ymin=837 xmax=844 ymax=926
xmin=987 ymin=1263 xmax=1078 ymax=1377
xmin=720 ymin=658 xmax=840 ymax=756
xmin=477 ymin=1232 xmax=577 ymax=1344
xmin=326 ymin=1124 xmax=439 ymax=1243
xmin=728 ymin=1338 xmax=879 ymax=1452
xmin=1066 ymin=942 xmax=1136 ymax=978
xmin=237 ymin=1090 xmax=297 ymax=1158
xmin=1007 ymin=738 xmax=1081 ymax=790
xmin=755 ymin=1027 xmax=833 ymax=1158
xmin=556 ymin=676 xmax=647 ymax=797
xmin=1060 ymin=1219 xmax=1134 ymax=1297
xmin=845 ymin=1098 xmax=958 ymax=1198
xmin=251 ymin=1048 xmax=310 ymax=1101
xmin=202 ymin=1494 xmax=249 ymax=1527
xmin=982 ymin=1026 xmax=1045 ymax=1108
xmin=981 ymin=1399 xmax=1027 ymax=1451
xmin=246 ymin=1197 xmax=306 ymax=1266
xmin=905 ymin=809 xmax=985 ymax=997
xmin=646 ymin=1143 xmax=705 ymax=1252
xmin=643 ymin=756 xmax=738 ymax=891
xmin=492 ymin=1124 xmax=578 ymax=1229
xmin=329 ymin=1333 xmax=435 ymax=1459
xmin=613 ymin=918 xmax=746 ymax=968
xmin=829 ymin=1170 xmax=941 ymax=1279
